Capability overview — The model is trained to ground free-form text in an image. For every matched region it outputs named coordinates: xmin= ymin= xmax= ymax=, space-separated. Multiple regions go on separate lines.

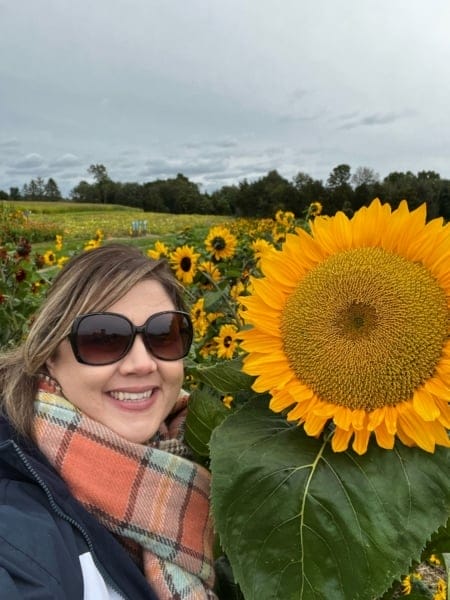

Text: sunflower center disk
xmin=281 ymin=247 xmax=449 ymax=411
xmin=212 ymin=236 xmax=226 ymax=250
xmin=180 ymin=256 xmax=192 ymax=272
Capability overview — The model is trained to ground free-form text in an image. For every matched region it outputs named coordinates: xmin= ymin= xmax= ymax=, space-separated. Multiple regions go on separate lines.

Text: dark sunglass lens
xmin=145 ymin=312 xmax=192 ymax=360
xmin=76 ymin=314 xmax=132 ymax=365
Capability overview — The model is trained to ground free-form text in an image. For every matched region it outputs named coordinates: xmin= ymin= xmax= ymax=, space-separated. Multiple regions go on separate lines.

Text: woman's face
xmin=46 ymin=279 xmax=185 ymax=444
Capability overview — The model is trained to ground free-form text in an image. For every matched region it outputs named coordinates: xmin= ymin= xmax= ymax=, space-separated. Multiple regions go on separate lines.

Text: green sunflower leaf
xmin=186 ymin=358 xmax=254 ymax=394
xmin=210 ymin=399 xmax=450 ymax=600
xmin=428 ymin=519 xmax=450 ymax=554
xmin=184 ymin=387 xmax=230 ymax=457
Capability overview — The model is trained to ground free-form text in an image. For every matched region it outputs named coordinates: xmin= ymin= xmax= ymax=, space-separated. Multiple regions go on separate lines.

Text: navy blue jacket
xmin=0 ymin=415 xmax=159 ymax=599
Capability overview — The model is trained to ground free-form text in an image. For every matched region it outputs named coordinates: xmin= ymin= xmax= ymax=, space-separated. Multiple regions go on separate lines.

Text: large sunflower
xmin=240 ymin=199 xmax=450 ymax=455
xmin=205 ymin=226 xmax=237 ymax=261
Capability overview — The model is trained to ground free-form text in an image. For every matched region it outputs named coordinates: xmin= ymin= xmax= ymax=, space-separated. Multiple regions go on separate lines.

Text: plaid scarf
xmin=33 ymin=378 xmax=216 ymax=600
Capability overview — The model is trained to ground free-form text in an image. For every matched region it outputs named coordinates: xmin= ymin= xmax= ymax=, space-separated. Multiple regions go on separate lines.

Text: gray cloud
xmin=49 ymin=153 xmax=84 ymax=168
xmin=337 ymin=110 xmax=416 ymax=130
xmin=0 ymin=138 xmax=20 ymax=149
xmin=7 ymin=153 xmax=45 ymax=171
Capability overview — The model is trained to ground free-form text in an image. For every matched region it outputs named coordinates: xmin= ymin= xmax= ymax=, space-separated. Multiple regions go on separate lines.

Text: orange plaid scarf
xmin=33 ymin=378 xmax=216 ymax=599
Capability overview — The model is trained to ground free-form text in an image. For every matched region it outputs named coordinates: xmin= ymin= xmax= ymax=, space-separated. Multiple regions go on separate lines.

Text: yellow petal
xmin=412 ymin=388 xmax=441 ymax=421
xmin=331 ymin=427 xmax=353 ymax=452
xmin=303 ymin=413 xmax=328 ymax=436
xmin=351 ymin=409 xmax=367 ymax=431
xmin=332 ymin=406 xmax=353 ymax=431
xmin=374 ymin=423 xmax=395 ymax=450
xmin=352 ymin=429 xmax=371 ymax=455
xmin=398 ymin=410 xmax=436 ymax=452
xmin=367 ymin=407 xmax=386 ymax=431
xmin=384 ymin=406 xmax=398 ymax=435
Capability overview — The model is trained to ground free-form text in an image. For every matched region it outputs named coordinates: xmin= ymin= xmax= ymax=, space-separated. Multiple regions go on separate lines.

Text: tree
xmin=24 ymin=179 xmax=38 ymax=200
xmin=293 ymin=172 xmax=326 ymax=215
xmin=209 ymin=185 xmax=239 ymax=215
xmin=113 ymin=182 xmax=144 ymax=209
xmin=87 ymin=164 xmax=110 ymax=185
xmin=383 ymin=171 xmax=420 ymax=210
xmin=22 ymin=177 xmax=46 ymax=201
xmin=438 ymin=183 xmax=450 ymax=221
xmin=35 ymin=177 xmax=45 ymax=198
xmin=417 ymin=170 xmax=440 ymax=182
xmin=233 ymin=170 xmax=299 ymax=218
xmin=44 ymin=178 xmax=62 ymax=201
xmin=351 ymin=166 xmax=379 ymax=188
xmin=326 ymin=164 xmax=353 ymax=215
xmin=350 ymin=167 xmax=382 ymax=211
xmin=327 ymin=164 xmax=352 ymax=189
xmin=70 ymin=180 xmax=97 ymax=203
xmin=87 ymin=164 xmax=112 ymax=204
xmin=141 ymin=174 xmax=204 ymax=214
xmin=353 ymin=181 xmax=384 ymax=211
xmin=170 ymin=174 xmax=203 ymax=214
xmin=416 ymin=171 xmax=441 ymax=219
xmin=142 ymin=182 xmax=167 ymax=212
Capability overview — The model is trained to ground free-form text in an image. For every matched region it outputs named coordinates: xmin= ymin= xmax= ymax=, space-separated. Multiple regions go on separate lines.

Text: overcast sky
xmin=1 ymin=0 xmax=450 ymax=196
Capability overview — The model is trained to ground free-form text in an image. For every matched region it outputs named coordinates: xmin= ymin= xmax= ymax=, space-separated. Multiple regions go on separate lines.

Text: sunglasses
xmin=69 ymin=310 xmax=193 ymax=365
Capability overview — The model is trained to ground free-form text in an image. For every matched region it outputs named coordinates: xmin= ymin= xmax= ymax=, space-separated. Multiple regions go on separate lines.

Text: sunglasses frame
xmin=69 ymin=310 xmax=193 ymax=365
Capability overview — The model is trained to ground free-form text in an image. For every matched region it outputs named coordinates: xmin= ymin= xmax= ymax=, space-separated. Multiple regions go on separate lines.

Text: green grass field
xmin=1 ymin=201 xmax=231 ymax=253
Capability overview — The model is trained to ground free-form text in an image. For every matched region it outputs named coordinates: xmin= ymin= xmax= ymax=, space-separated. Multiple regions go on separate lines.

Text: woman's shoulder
xmin=0 ymin=477 xmax=86 ymax=598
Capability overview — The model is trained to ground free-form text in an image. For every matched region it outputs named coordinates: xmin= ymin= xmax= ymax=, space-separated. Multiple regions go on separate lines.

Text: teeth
xmin=110 ymin=390 xmax=154 ymax=402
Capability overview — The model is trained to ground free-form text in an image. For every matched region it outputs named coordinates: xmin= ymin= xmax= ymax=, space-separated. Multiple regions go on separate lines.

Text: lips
xmin=109 ymin=389 xmax=155 ymax=403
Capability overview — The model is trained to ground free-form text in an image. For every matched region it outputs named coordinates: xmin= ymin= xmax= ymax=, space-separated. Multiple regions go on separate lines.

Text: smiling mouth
xmin=109 ymin=390 xmax=155 ymax=403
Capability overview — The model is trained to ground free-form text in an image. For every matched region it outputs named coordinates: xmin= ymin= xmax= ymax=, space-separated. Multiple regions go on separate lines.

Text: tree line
xmin=2 ymin=163 xmax=450 ymax=220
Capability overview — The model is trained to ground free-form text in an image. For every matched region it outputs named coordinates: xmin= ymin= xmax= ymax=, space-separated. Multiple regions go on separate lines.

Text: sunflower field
xmin=1 ymin=200 xmax=450 ymax=599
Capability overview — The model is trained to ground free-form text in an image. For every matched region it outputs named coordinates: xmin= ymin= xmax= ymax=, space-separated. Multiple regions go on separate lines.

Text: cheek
xmin=165 ymin=362 xmax=185 ymax=392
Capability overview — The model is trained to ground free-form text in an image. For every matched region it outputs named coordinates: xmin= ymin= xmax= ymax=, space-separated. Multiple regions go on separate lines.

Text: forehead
xmin=106 ymin=280 xmax=175 ymax=323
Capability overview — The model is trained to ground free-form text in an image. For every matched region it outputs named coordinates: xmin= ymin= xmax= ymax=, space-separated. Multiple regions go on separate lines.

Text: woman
xmin=0 ymin=243 xmax=216 ymax=599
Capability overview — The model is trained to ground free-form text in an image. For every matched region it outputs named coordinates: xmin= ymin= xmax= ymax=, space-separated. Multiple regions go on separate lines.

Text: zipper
xmin=11 ymin=441 xmax=127 ymax=600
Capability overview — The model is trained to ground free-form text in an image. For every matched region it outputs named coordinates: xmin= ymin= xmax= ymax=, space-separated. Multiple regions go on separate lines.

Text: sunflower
xmin=308 ymin=201 xmax=322 ymax=217
xmin=199 ymin=340 xmax=216 ymax=359
xmin=214 ymin=324 xmax=240 ymax=359
xmin=230 ymin=280 xmax=246 ymax=302
xmin=240 ymin=199 xmax=450 ymax=455
xmin=435 ymin=579 xmax=447 ymax=600
xmin=251 ymin=238 xmax=275 ymax=267
xmin=199 ymin=260 xmax=222 ymax=283
xmin=170 ymin=245 xmax=200 ymax=285
xmin=401 ymin=575 xmax=413 ymax=595
xmin=84 ymin=238 xmax=102 ymax=251
xmin=43 ymin=250 xmax=57 ymax=266
xmin=205 ymin=226 xmax=237 ymax=261
xmin=190 ymin=298 xmax=209 ymax=339
xmin=55 ymin=235 xmax=63 ymax=251
xmin=147 ymin=240 xmax=169 ymax=260
xmin=57 ymin=256 xmax=69 ymax=269
xmin=275 ymin=209 xmax=295 ymax=228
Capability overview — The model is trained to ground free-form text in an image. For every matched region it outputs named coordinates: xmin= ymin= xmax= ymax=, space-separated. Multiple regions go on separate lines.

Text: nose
xmin=118 ymin=333 xmax=158 ymax=374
